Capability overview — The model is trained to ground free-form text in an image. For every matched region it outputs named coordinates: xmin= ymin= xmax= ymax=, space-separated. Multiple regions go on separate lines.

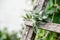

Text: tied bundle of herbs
xmin=23 ymin=0 xmax=60 ymax=40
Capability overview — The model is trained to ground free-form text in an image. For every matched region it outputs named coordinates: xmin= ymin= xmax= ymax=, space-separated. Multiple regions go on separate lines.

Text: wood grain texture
xmin=35 ymin=0 xmax=45 ymax=12
xmin=21 ymin=27 xmax=30 ymax=40
xmin=26 ymin=28 xmax=33 ymax=40
xmin=21 ymin=26 xmax=34 ymax=40
xmin=25 ymin=21 xmax=60 ymax=33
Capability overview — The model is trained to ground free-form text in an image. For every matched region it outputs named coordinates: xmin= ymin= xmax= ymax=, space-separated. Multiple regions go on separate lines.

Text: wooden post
xmin=25 ymin=21 xmax=60 ymax=33
xmin=21 ymin=0 xmax=46 ymax=40
xmin=21 ymin=25 xmax=34 ymax=40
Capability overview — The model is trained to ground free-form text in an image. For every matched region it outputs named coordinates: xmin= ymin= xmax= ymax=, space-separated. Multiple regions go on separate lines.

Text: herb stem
xmin=51 ymin=13 xmax=54 ymax=23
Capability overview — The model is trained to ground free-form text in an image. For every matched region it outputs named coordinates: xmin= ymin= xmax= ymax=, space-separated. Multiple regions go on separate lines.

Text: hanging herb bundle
xmin=23 ymin=0 xmax=60 ymax=40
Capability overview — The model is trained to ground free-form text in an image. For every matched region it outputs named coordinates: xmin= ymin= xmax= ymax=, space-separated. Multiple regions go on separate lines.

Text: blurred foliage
xmin=0 ymin=28 xmax=20 ymax=40
xmin=35 ymin=29 xmax=60 ymax=40
xmin=23 ymin=0 xmax=60 ymax=40
xmin=31 ymin=0 xmax=34 ymax=4
xmin=35 ymin=29 xmax=55 ymax=40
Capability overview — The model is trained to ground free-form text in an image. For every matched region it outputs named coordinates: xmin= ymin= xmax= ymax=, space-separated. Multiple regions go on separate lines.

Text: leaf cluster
xmin=23 ymin=0 xmax=60 ymax=40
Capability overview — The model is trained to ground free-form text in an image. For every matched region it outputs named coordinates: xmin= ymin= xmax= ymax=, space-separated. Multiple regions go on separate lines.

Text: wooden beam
xmin=34 ymin=0 xmax=45 ymax=12
xmin=21 ymin=26 xmax=34 ymax=40
xmin=25 ymin=21 xmax=60 ymax=33
xmin=26 ymin=28 xmax=34 ymax=40
xmin=21 ymin=27 xmax=30 ymax=40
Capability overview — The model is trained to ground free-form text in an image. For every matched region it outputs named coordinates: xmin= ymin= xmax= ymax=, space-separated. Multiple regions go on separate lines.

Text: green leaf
xmin=57 ymin=0 xmax=60 ymax=5
xmin=45 ymin=7 xmax=56 ymax=14
xmin=33 ymin=5 xmax=37 ymax=10
xmin=45 ymin=32 xmax=55 ymax=40
xmin=45 ymin=0 xmax=54 ymax=11
xmin=53 ymin=12 xmax=60 ymax=24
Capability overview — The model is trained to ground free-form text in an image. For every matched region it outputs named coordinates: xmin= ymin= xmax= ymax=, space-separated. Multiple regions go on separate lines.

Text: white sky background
xmin=0 ymin=0 xmax=33 ymax=32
